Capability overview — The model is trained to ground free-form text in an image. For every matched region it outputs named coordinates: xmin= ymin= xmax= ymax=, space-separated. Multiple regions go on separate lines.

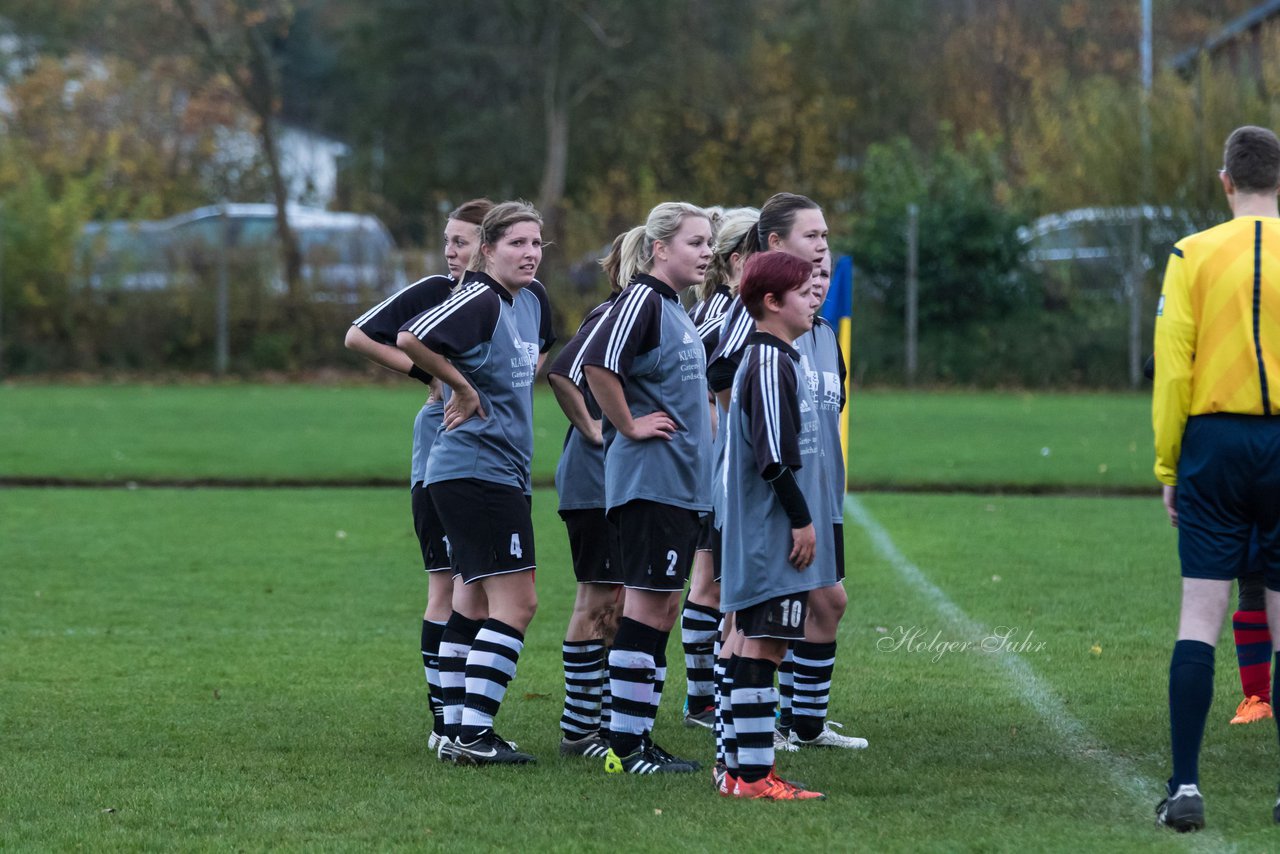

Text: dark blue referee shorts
xmin=1177 ymin=414 xmax=1280 ymax=589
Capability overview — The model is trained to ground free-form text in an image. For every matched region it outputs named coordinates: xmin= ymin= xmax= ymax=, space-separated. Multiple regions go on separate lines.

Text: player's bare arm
xmin=548 ymin=372 xmax=603 ymax=446
xmin=583 ymin=364 xmax=675 ymax=441
xmin=396 ymin=331 xmax=485 ymax=428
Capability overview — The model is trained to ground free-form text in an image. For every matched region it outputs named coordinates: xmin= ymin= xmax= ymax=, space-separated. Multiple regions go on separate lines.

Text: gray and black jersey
xmin=706 ymin=294 xmax=754 ymax=394
xmin=795 ymin=318 xmax=848 ymax=523
xmin=705 ymin=293 xmax=753 ymax=521
xmin=721 ymin=332 xmax=835 ymax=612
xmin=351 ymin=274 xmax=456 ymax=486
xmin=689 ymin=284 xmax=733 ymax=360
xmin=400 ymin=273 xmax=554 ymax=494
xmin=548 ymin=295 xmax=616 ymax=512
xmin=581 ymin=273 xmax=711 ymax=514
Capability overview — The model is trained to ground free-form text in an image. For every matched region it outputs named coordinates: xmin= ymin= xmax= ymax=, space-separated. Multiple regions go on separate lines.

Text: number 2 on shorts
xmin=665 ymin=549 xmax=678 ymax=576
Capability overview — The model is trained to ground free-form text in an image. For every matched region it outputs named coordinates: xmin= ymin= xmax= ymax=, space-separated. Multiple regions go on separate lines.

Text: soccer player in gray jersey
xmin=719 ymin=251 xmax=829 ymax=801
xmin=707 ymin=193 xmax=865 ymax=757
xmin=344 ymin=198 xmax=493 ymax=752
xmin=397 ymin=201 xmax=554 ymax=766
xmin=787 ymin=252 xmax=865 ymax=749
xmin=547 ymin=234 xmax=628 ymax=759
xmin=583 ymin=202 xmax=713 ymax=775
xmin=680 ymin=207 xmax=758 ymax=730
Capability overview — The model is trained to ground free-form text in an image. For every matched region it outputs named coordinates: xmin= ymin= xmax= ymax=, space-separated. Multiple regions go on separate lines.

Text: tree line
xmin=0 ymin=0 xmax=1276 ymax=383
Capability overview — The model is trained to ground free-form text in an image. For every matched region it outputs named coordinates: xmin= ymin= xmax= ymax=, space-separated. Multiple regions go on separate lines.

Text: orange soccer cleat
xmin=733 ymin=769 xmax=826 ymax=801
xmin=1229 ymin=695 xmax=1273 ymax=725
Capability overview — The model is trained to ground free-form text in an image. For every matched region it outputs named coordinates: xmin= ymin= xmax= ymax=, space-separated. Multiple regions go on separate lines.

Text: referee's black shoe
xmin=451 ymin=731 xmax=536 ymax=766
xmin=1155 ymin=783 xmax=1204 ymax=832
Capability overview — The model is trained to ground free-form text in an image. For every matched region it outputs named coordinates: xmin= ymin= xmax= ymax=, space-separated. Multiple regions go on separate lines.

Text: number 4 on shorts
xmin=510 ymin=533 xmax=523 ymax=559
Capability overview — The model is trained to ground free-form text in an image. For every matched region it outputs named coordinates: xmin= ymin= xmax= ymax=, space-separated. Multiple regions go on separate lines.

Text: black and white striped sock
xmin=607 ymin=618 xmax=662 ymax=757
xmin=713 ymin=656 xmax=727 ymax=764
xmin=776 ymin=645 xmax=796 ymax=734
xmin=720 ymin=656 xmax=739 ymax=774
xmin=791 ymin=640 xmax=837 ymax=741
xmin=561 ymin=639 xmax=606 ymax=738
xmin=439 ymin=612 xmax=484 ymax=741
xmin=421 ymin=619 xmax=448 ymax=737
xmin=732 ymin=657 xmax=778 ymax=784
xmin=646 ymin=632 xmax=670 ymax=738
xmin=681 ymin=600 xmax=720 ymax=712
xmin=460 ymin=619 xmax=525 ymax=743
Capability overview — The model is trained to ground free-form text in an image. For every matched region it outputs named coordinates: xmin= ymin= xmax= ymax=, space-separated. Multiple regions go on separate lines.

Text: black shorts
xmin=710 ymin=523 xmax=723 ymax=584
xmin=833 ymin=522 xmax=845 ymax=583
xmin=695 ymin=513 xmax=715 ymax=552
xmin=737 ymin=592 xmax=810 ymax=640
xmin=412 ymin=482 xmax=452 ymax=573
xmin=1177 ymin=415 xmax=1280 ymax=588
xmin=611 ymin=499 xmax=701 ymax=592
xmin=428 ymin=478 xmax=535 ymax=584
xmin=560 ymin=508 xmax=624 ymax=585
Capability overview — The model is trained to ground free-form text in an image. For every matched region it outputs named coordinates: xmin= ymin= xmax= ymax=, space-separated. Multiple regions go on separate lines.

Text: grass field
xmin=0 ymin=383 xmax=1156 ymax=490
xmin=6 ymin=382 xmax=1266 ymax=851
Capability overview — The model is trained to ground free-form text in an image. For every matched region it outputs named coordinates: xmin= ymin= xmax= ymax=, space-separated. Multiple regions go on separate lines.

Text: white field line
xmin=844 ymin=494 xmax=1234 ymax=850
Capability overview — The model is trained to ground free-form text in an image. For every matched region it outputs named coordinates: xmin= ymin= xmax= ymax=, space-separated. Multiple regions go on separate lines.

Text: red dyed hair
xmin=739 ymin=252 xmax=812 ymax=320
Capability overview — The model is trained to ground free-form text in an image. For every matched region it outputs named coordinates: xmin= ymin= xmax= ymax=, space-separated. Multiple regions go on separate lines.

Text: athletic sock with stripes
xmin=720 ymin=655 xmax=739 ymax=774
xmin=600 ymin=672 xmax=613 ymax=732
xmin=439 ymin=612 xmax=484 ymax=741
xmin=1233 ymin=610 xmax=1272 ymax=702
xmin=421 ymin=619 xmax=448 ymax=737
xmin=713 ymin=656 xmax=727 ymax=764
xmin=776 ymin=645 xmax=795 ymax=735
xmin=1168 ymin=639 xmax=1215 ymax=788
xmin=460 ymin=619 xmax=525 ymax=743
xmin=791 ymin=640 xmax=837 ymax=741
xmin=732 ymin=656 xmax=778 ymax=784
xmin=607 ymin=617 xmax=662 ymax=758
xmin=561 ymin=639 xmax=606 ymax=738
xmin=646 ymin=631 xmax=670 ymax=740
xmin=681 ymin=599 xmax=720 ymax=713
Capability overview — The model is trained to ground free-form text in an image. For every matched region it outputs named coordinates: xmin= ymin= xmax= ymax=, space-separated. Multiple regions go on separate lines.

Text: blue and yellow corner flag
xmin=820 ymin=255 xmax=854 ymax=468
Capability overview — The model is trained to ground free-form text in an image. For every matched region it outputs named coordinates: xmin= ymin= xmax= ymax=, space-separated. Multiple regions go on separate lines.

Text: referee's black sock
xmin=1169 ymin=639 xmax=1215 ymax=789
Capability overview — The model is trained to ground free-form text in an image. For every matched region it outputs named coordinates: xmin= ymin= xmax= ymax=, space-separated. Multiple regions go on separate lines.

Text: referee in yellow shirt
xmin=1153 ymin=125 xmax=1280 ymax=832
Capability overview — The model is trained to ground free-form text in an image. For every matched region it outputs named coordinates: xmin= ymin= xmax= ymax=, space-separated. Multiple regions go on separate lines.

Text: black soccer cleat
xmin=644 ymin=737 xmax=701 ymax=771
xmin=559 ymin=731 xmax=610 ymax=758
xmin=1155 ymin=784 xmax=1204 ymax=832
xmin=450 ymin=731 xmax=536 ymax=766
xmin=683 ymin=705 xmax=716 ymax=729
xmin=603 ymin=745 xmax=698 ymax=774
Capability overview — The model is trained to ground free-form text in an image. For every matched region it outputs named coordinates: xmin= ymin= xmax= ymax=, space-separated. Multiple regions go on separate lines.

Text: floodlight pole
xmin=1131 ymin=0 xmax=1153 ymax=388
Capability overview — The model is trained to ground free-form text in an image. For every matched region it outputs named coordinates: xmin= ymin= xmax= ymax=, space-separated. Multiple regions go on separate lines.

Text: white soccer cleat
xmin=789 ymin=720 xmax=869 ymax=750
xmin=773 ymin=728 xmax=799 ymax=753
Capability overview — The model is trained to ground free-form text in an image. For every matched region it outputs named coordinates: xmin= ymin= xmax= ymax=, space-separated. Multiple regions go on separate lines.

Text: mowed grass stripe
xmin=1 ymin=384 xmax=1157 ymax=490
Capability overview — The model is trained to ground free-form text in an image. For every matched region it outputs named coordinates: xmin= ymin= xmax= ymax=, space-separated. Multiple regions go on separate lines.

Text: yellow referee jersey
xmin=1153 ymin=216 xmax=1280 ymax=485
